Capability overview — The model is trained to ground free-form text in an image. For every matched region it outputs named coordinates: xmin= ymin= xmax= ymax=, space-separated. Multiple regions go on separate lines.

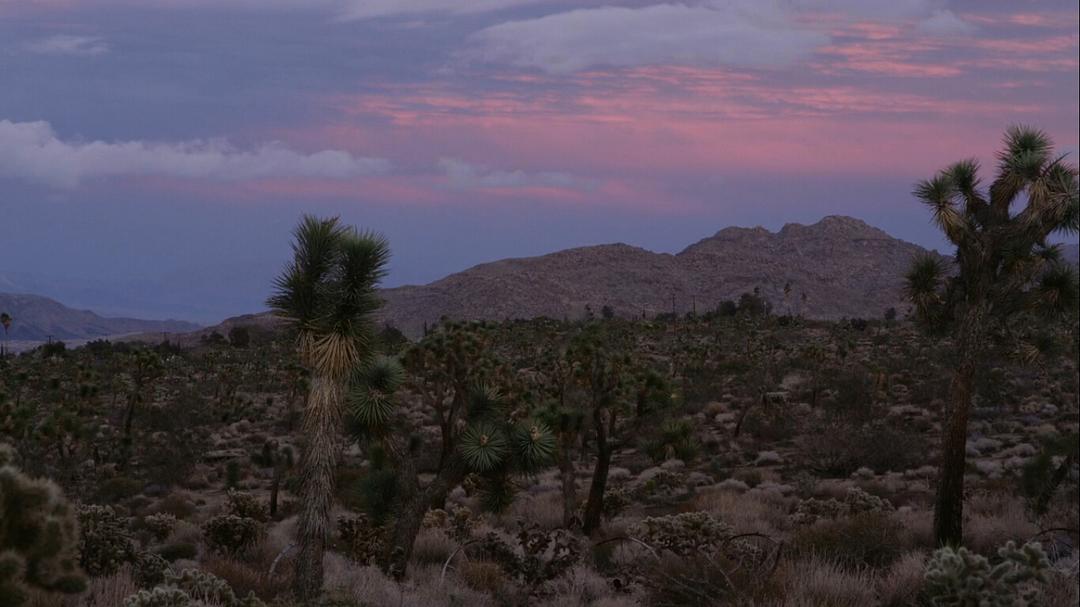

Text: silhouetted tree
xmin=905 ymin=126 xmax=1078 ymax=546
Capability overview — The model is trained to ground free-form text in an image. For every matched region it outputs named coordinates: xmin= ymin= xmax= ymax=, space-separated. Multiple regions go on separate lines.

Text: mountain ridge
xmin=377 ymin=215 xmax=937 ymax=336
xmin=0 ymin=292 xmax=200 ymax=342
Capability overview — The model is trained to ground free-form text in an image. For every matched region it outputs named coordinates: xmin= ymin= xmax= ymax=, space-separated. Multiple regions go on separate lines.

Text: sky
xmin=1 ymin=0 xmax=1078 ymax=323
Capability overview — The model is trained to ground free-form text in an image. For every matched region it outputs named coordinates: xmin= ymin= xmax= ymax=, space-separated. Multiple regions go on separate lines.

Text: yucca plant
xmin=346 ymin=323 xmax=555 ymax=578
xmin=267 ymin=215 xmax=389 ymax=600
xmin=905 ymin=126 xmax=1079 ymax=547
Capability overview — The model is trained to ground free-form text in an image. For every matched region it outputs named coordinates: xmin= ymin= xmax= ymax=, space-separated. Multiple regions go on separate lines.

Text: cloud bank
xmin=26 ymin=35 xmax=109 ymax=56
xmin=438 ymin=158 xmax=590 ymax=191
xmin=468 ymin=2 xmax=829 ymax=74
xmin=0 ymin=120 xmax=391 ymax=188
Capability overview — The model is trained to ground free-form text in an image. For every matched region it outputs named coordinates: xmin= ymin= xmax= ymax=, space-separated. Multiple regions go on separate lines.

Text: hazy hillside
xmin=0 ymin=292 xmax=199 ymax=341
xmin=379 ymin=216 xmax=934 ymax=336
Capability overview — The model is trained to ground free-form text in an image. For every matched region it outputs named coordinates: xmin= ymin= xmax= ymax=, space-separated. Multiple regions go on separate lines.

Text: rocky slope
xmin=0 ymin=292 xmax=199 ymax=341
xmin=378 ymin=216 xmax=934 ymax=336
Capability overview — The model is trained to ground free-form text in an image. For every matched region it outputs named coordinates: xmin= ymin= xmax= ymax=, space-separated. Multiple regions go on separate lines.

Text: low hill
xmin=0 ymin=292 xmax=199 ymax=342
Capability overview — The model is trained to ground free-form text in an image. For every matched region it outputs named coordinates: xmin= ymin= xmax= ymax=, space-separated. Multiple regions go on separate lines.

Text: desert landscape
xmin=2 ymin=1 xmax=1079 ymax=606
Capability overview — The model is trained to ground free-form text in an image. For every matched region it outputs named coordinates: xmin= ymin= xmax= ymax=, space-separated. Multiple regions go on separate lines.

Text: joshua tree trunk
xmin=270 ymin=464 xmax=283 ymax=518
xmin=582 ymin=407 xmax=612 ymax=536
xmin=558 ymin=438 xmax=578 ymax=528
xmin=1033 ymin=452 xmax=1074 ymax=516
xmin=933 ymin=305 xmax=986 ymax=546
xmin=294 ymin=377 xmax=343 ymax=601
xmin=382 ymin=456 xmax=467 ymax=578
xmin=118 ymin=395 xmax=137 ymax=471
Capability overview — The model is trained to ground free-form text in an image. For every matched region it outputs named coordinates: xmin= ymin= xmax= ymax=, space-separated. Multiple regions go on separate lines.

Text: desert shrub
xmin=632 ymin=512 xmax=732 ymax=556
xmin=132 ymin=551 xmax=170 ymax=588
xmin=201 ymin=516 xmax=261 ymax=557
xmin=803 ymin=420 xmax=927 ymax=476
xmin=124 ymin=568 xmax=265 ymax=607
xmin=924 ymin=541 xmax=1050 ymax=606
xmin=0 ymin=455 xmax=87 ymax=605
xmin=154 ymin=494 xmax=196 ymax=521
xmin=794 ymin=511 xmax=908 ymax=569
xmin=643 ymin=419 xmax=700 ymax=463
xmin=156 ymin=542 xmax=198 ymax=562
xmin=644 ymin=551 xmax=781 ymax=606
xmin=411 ymin=528 xmax=454 ymax=567
xmin=223 ymin=490 xmax=268 ymax=523
xmin=337 ymin=515 xmax=385 ymax=566
xmin=79 ymin=505 xmax=137 ymax=577
xmin=601 ymin=486 xmax=631 ymax=520
xmin=141 ymin=513 xmax=177 ymax=542
xmin=473 ymin=522 xmax=581 ymax=598
xmin=97 ymin=476 xmax=143 ymax=503
xmin=791 ymin=487 xmax=893 ymax=526
xmin=349 ymin=467 xmax=398 ymax=525
xmin=202 ymin=552 xmax=292 ymax=602
xmin=459 ymin=561 xmax=506 ymax=595
xmin=224 ymin=462 xmax=241 ymax=491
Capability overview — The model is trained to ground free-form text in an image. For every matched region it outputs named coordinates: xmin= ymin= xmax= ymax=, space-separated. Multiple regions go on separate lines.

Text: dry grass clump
xmin=23 ymin=566 xmax=138 ymax=607
xmin=774 ymin=556 xmax=877 ymax=607
xmin=793 ymin=511 xmax=911 ymax=569
xmin=875 ymin=551 xmax=927 ymax=607
xmin=505 ymin=490 xmax=565 ymax=530
xmin=411 ymin=527 xmax=457 ymax=567
xmin=692 ymin=486 xmax=790 ymax=535
xmin=964 ymin=491 xmax=1039 ymax=555
xmin=459 ymin=560 xmax=507 ymax=594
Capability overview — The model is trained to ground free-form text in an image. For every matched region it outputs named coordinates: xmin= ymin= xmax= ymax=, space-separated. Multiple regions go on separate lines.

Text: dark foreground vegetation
xmin=2 ymin=305 xmax=1077 ymax=606
xmin=1 ymin=127 xmax=1078 ymax=606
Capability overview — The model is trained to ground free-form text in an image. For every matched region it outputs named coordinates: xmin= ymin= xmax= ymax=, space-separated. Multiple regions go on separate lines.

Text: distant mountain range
xmin=5 ymin=216 xmax=1077 ymax=345
xmin=378 ymin=216 xmax=937 ymax=335
xmin=0 ymin=292 xmax=199 ymax=343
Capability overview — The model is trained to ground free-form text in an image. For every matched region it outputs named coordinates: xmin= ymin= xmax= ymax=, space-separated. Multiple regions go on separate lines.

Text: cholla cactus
xmin=142 ymin=513 xmax=178 ymax=542
xmin=78 ymin=504 xmax=136 ymax=576
xmin=123 ymin=568 xmax=265 ymax=607
xmin=791 ymin=487 xmax=893 ymax=525
xmin=0 ymin=449 xmax=87 ymax=606
xmin=632 ymin=512 xmax=733 ymax=557
xmin=924 ymin=541 xmax=1051 ymax=606
xmin=201 ymin=515 xmax=261 ymax=557
xmin=224 ymin=489 xmax=269 ymax=523
xmin=845 ymin=487 xmax=894 ymax=514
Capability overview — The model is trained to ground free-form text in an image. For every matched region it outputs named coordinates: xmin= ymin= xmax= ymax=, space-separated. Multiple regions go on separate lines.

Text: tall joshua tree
xmin=268 ymin=215 xmax=389 ymax=600
xmin=906 ymin=126 xmax=1079 ymax=547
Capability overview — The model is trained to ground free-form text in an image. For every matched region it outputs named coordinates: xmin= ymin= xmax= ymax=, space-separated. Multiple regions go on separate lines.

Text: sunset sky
xmin=2 ymin=0 xmax=1078 ymax=322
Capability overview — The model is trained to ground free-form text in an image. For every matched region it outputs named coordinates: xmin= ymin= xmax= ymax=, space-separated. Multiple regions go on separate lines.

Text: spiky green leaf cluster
xmin=267 ymin=215 xmax=389 ymax=376
xmin=906 ymin=126 xmax=1080 ymax=339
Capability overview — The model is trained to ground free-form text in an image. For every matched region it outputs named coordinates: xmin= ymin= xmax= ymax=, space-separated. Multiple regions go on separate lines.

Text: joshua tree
xmin=347 ymin=323 xmax=556 ymax=578
xmin=566 ymin=327 xmax=634 ymax=536
xmin=117 ymin=349 xmax=163 ymax=471
xmin=1 ymin=312 xmax=11 ymax=357
xmin=268 ymin=215 xmax=390 ymax=600
xmin=905 ymin=126 xmax=1079 ymax=546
